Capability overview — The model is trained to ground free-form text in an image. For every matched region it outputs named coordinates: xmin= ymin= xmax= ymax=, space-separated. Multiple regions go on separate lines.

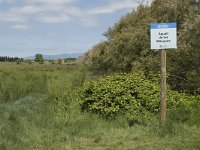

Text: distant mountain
xmin=24 ymin=53 xmax=83 ymax=60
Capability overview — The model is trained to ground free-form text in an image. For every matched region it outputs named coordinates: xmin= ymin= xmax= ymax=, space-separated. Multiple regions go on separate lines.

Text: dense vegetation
xmin=34 ymin=53 xmax=44 ymax=63
xmin=0 ymin=63 xmax=200 ymax=149
xmin=80 ymin=73 xmax=196 ymax=122
xmin=0 ymin=56 xmax=23 ymax=62
xmin=79 ymin=0 xmax=200 ymax=94
xmin=65 ymin=58 xmax=76 ymax=62
xmin=0 ymin=0 xmax=200 ymax=149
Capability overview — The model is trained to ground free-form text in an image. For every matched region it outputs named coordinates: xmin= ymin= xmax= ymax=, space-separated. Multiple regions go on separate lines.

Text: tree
xmin=34 ymin=54 xmax=44 ymax=63
xmin=79 ymin=0 xmax=200 ymax=94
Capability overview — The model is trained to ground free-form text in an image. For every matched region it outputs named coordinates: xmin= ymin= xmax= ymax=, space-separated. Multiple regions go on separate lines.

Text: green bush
xmin=188 ymin=96 xmax=200 ymax=126
xmin=79 ymin=73 xmax=194 ymax=121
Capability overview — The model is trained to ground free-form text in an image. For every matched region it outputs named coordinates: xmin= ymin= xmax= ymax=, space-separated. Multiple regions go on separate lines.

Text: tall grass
xmin=0 ymin=71 xmax=47 ymax=103
xmin=0 ymin=62 xmax=200 ymax=149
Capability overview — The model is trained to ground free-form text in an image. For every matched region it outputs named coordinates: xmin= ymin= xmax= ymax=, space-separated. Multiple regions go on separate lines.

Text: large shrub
xmin=79 ymin=73 xmax=194 ymax=121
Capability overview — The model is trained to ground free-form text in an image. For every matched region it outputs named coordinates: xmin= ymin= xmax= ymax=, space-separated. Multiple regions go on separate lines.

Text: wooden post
xmin=160 ymin=49 xmax=167 ymax=125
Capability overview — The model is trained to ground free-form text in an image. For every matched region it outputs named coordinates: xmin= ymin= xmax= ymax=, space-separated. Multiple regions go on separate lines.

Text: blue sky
xmin=0 ymin=0 xmax=151 ymax=57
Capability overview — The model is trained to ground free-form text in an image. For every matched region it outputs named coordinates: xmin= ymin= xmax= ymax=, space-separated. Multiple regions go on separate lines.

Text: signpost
xmin=150 ymin=23 xmax=177 ymax=49
xmin=150 ymin=23 xmax=177 ymax=125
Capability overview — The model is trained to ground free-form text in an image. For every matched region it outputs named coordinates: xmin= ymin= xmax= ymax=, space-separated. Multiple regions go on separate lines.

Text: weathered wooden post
xmin=150 ymin=23 xmax=177 ymax=125
xmin=160 ymin=49 xmax=167 ymax=125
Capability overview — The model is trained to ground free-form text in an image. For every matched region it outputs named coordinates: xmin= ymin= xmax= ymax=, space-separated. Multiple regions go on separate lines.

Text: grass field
xmin=0 ymin=62 xmax=200 ymax=150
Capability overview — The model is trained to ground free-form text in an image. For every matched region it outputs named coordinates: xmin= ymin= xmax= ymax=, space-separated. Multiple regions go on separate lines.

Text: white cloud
xmin=9 ymin=5 xmax=42 ymax=14
xmin=37 ymin=14 xmax=70 ymax=23
xmin=0 ymin=4 xmax=75 ymax=24
xmin=11 ymin=24 xmax=31 ymax=30
xmin=25 ymin=0 xmax=76 ymax=5
xmin=87 ymin=0 xmax=138 ymax=15
xmin=0 ymin=0 xmax=147 ymax=27
xmin=0 ymin=0 xmax=17 ymax=4
xmin=0 ymin=12 xmax=26 ymax=22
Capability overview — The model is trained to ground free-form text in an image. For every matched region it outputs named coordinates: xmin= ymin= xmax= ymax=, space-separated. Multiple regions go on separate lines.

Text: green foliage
xmin=34 ymin=53 xmax=44 ymax=63
xmin=65 ymin=58 xmax=76 ymax=64
xmin=188 ymin=96 xmax=200 ymax=125
xmin=0 ymin=70 xmax=47 ymax=103
xmin=79 ymin=0 xmax=200 ymax=94
xmin=80 ymin=73 xmax=194 ymax=121
xmin=0 ymin=63 xmax=200 ymax=149
xmin=168 ymin=13 xmax=200 ymax=94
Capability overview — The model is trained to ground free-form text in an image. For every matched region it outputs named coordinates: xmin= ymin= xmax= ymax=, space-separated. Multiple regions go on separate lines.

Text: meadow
xmin=0 ymin=62 xmax=200 ymax=150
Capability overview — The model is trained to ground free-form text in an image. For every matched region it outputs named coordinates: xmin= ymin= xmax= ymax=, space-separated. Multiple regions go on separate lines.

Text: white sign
xmin=150 ymin=23 xmax=177 ymax=49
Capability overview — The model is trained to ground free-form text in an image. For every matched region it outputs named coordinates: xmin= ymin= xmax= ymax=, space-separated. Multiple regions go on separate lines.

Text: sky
xmin=0 ymin=0 xmax=151 ymax=57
